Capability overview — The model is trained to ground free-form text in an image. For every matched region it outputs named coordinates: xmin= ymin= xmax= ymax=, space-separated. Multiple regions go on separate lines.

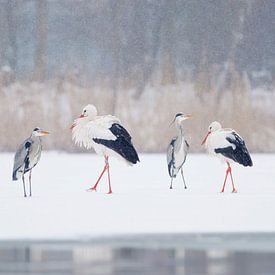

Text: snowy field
xmin=0 ymin=152 xmax=275 ymax=240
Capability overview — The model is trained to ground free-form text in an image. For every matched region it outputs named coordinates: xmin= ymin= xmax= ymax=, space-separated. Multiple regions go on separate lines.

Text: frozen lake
xmin=1 ymin=153 xmax=275 ymax=239
xmin=1 ymin=153 xmax=275 ymax=274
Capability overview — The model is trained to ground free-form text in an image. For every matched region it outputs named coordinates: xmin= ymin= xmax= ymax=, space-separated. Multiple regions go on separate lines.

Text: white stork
xmin=70 ymin=104 xmax=139 ymax=194
xmin=201 ymin=121 xmax=253 ymax=193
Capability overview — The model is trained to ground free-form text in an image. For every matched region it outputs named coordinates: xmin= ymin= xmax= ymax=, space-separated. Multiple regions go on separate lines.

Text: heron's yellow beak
xmin=183 ymin=114 xmax=192 ymax=120
xmin=39 ymin=130 xmax=50 ymax=135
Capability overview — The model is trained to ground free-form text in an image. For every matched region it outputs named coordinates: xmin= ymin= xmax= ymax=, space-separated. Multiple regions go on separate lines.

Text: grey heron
xmin=201 ymin=121 xmax=253 ymax=193
xmin=70 ymin=104 xmax=139 ymax=194
xmin=167 ymin=113 xmax=192 ymax=189
xmin=12 ymin=127 xmax=50 ymax=197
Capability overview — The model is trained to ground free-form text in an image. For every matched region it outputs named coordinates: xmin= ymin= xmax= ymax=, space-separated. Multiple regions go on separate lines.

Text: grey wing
xmin=167 ymin=138 xmax=176 ymax=177
xmin=12 ymin=139 xmax=32 ymax=180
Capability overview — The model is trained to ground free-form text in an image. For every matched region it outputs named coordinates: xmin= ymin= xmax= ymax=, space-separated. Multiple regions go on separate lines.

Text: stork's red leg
xmin=88 ymin=158 xmax=108 ymax=191
xmin=106 ymin=157 xmax=113 ymax=194
xmin=228 ymin=164 xmax=237 ymax=193
xmin=220 ymin=162 xmax=230 ymax=193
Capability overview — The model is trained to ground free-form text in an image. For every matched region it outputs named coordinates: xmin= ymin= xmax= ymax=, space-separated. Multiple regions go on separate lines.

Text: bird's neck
xmin=176 ymin=124 xmax=185 ymax=141
xmin=75 ymin=116 xmax=92 ymax=128
xmin=31 ymin=135 xmax=41 ymax=141
xmin=176 ymin=123 xmax=184 ymax=134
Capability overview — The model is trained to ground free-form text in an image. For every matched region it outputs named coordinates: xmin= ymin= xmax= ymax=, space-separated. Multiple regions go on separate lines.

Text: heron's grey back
xmin=12 ymin=138 xmax=32 ymax=180
xmin=12 ymin=137 xmax=42 ymax=180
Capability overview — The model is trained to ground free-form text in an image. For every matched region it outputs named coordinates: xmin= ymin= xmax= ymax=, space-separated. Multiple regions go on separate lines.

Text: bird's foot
xmin=220 ymin=189 xmax=225 ymax=193
xmin=107 ymin=190 xmax=113 ymax=194
xmin=169 ymin=186 xmax=173 ymax=189
xmin=87 ymin=187 xmax=97 ymax=192
xmin=231 ymin=189 xmax=237 ymax=193
xmin=184 ymin=186 xmax=187 ymax=189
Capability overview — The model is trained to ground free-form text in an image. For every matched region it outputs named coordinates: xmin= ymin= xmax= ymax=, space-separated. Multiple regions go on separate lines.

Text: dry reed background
xmin=0 ymin=74 xmax=274 ymax=153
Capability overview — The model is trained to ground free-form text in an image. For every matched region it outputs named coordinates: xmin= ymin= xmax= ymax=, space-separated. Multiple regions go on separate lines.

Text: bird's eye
xmin=84 ymin=110 xmax=86 ymax=113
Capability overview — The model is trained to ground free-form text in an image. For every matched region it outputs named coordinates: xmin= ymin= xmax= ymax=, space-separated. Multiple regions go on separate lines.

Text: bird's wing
xmin=86 ymin=116 xmax=121 ymax=140
xmin=167 ymin=137 xmax=176 ymax=177
xmin=215 ymin=131 xmax=253 ymax=166
xmin=12 ymin=138 xmax=32 ymax=180
xmin=72 ymin=115 xmax=121 ymax=149
xmin=108 ymin=123 xmax=132 ymax=143
xmin=92 ymin=121 xmax=139 ymax=164
xmin=167 ymin=138 xmax=175 ymax=164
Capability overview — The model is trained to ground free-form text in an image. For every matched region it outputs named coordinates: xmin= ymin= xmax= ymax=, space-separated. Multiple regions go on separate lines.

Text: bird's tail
xmin=243 ymin=153 xmax=253 ymax=167
xmin=12 ymin=168 xmax=22 ymax=181
xmin=237 ymin=146 xmax=253 ymax=167
xmin=12 ymin=171 xmax=18 ymax=181
xmin=124 ymin=144 xmax=139 ymax=165
xmin=168 ymin=161 xmax=177 ymax=178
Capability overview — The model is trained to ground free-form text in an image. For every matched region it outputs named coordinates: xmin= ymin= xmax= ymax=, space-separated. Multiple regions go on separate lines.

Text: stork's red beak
xmin=201 ymin=132 xmax=210 ymax=145
xmin=70 ymin=114 xmax=85 ymax=130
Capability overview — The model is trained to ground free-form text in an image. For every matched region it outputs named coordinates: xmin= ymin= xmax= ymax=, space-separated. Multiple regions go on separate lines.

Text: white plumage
xmin=72 ymin=114 xmax=120 ymax=150
xmin=202 ymin=121 xmax=252 ymax=193
xmin=71 ymin=104 xmax=139 ymax=193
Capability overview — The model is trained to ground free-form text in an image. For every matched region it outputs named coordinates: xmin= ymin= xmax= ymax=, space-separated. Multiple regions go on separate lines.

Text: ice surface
xmin=0 ymin=153 xmax=274 ymax=240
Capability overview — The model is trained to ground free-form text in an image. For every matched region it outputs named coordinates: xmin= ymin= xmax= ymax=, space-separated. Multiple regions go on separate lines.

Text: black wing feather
xmin=93 ymin=123 xmax=139 ymax=164
xmin=167 ymin=138 xmax=176 ymax=177
xmin=109 ymin=123 xmax=132 ymax=143
xmin=24 ymin=141 xmax=32 ymax=171
xmin=215 ymin=132 xmax=253 ymax=167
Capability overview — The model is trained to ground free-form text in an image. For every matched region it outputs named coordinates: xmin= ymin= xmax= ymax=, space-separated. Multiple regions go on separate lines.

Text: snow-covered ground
xmin=0 ymin=153 xmax=274 ymax=240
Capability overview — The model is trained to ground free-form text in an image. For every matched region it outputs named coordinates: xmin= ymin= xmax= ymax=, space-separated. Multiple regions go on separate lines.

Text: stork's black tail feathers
xmin=12 ymin=169 xmax=18 ymax=181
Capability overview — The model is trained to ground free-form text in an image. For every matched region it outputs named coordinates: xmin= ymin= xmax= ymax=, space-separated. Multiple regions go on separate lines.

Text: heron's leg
xmin=220 ymin=162 xmax=230 ymax=193
xmin=181 ymin=168 xmax=187 ymax=189
xmin=29 ymin=170 xmax=32 ymax=197
xmin=169 ymin=178 xmax=173 ymax=189
xmin=22 ymin=174 xmax=27 ymax=197
xmin=88 ymin=157 xmax=108 ymax=191
xmin=228 ymin=164 xmax=237 ymax=193
xmin=106 ymin=157 xmax=113 ymax=194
